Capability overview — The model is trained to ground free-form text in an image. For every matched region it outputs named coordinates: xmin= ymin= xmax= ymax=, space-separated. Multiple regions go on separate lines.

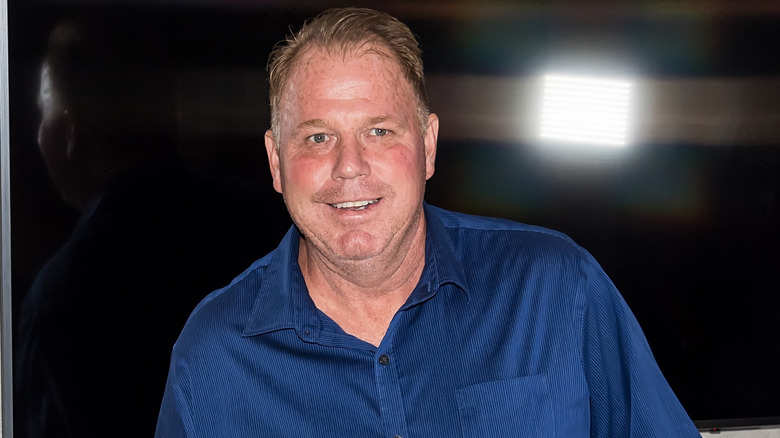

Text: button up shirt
xmin=155 ymin=204 xmax=699 ymax=437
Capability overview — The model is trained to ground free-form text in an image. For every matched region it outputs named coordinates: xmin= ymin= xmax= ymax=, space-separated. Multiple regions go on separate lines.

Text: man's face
xmin=37 ymin=63 xmax=75 ymax=205
xmin=265 ymin=44 xmax=438 ymax=266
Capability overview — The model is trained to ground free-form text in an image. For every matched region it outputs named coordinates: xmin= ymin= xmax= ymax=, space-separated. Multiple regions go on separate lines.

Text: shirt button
xmin=379 ymin=354 xmax=390 ymax=365
xmin=393 ymin=435 xmax=402 ymax=438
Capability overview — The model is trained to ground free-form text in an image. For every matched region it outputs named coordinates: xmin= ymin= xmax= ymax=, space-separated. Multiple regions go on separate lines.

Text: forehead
xmin=285 ymin=43 xmax=408 ymax=97
xmin=39 ymin=63 xmax=60 ymax=108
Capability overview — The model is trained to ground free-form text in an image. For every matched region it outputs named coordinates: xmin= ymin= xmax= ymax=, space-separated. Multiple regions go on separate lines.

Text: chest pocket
xmin=456 ymin=374 xmax=556 ymax=438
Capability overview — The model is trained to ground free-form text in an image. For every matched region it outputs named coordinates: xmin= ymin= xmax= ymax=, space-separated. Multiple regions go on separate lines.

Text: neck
xmin=299 ymin=216 xmax=427 ymax=347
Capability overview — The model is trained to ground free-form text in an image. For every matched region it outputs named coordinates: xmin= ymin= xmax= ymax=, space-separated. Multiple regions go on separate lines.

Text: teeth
xmin=332 ymin=199 xmax=379 ymax=209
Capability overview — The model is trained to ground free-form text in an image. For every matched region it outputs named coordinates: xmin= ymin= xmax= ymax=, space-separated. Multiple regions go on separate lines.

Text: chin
xmin=333 ymin=238 xmax=384 ymax=261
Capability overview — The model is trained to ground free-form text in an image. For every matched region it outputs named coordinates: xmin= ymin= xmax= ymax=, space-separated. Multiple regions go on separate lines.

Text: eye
xmin=308 ymin=133 xmax=328 ymax=144
xmin=370 ymin=128 xmax=389 ymax=137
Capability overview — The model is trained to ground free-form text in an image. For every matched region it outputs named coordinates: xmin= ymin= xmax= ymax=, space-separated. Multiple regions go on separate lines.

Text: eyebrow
xmin=367 ymin=116 xmax=390 ymax=125
xmin=295 ymin=119 xmax=329 ymax=132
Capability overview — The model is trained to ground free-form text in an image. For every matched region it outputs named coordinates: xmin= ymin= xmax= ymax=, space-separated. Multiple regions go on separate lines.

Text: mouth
xmin=329 ymin=199 xmax=380 ymax=211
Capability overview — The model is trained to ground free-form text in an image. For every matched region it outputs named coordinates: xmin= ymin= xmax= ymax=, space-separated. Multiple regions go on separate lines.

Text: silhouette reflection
xmin=14 ymin=18 xmax=286 ymax=438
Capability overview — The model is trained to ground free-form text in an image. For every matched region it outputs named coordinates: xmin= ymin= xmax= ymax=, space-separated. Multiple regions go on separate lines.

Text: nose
xmin=331 ymin=135 xmax=370 ymax=180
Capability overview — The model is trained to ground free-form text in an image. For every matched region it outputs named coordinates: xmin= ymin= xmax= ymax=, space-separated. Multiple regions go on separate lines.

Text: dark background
xmin=8 ymin=0 xmax=780 ymax=430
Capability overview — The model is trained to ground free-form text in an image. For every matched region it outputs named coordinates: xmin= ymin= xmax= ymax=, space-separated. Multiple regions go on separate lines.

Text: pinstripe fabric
xmin=155 ymin=204 xmax=699 ymax=437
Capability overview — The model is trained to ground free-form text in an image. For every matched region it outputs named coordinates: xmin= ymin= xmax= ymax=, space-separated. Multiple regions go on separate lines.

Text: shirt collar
xmin=242 ymin=226 xmax=316 ymax=337
xmin=242 ymin=203 xmax=469 ymax=338
xmin=402 ymin=203 xmax=470 ymax=309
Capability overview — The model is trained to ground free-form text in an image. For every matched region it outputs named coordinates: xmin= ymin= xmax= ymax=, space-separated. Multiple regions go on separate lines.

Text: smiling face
xmin=265 ymin=43 xmax=438 ymax=269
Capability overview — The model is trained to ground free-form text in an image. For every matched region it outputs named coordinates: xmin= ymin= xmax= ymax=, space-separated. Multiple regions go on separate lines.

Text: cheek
xmin=38 ymin=122 xmax=58 ymax=158
xmin=376 ymin=145 xmax=426 ymax=182
xmin=37 ymin=116 xmax=67 ymax=157
xmin=280 ymin=153 xmax=331 ymax=192
xmin=37 ymin=123 xmax=45 ymax=152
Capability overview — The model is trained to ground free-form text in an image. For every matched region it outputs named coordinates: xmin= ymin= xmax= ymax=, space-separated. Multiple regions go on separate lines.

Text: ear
xmin=264 ymin=129 xmax=283 ymax=194
xmin=423 ymin=113 xmax=438 ymax=180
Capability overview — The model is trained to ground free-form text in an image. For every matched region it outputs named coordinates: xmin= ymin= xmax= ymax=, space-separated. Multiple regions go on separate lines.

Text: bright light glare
xmin=540 ymin=74 xmax=632 ymax=147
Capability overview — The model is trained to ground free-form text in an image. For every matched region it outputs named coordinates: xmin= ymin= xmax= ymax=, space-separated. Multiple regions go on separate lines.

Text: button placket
xmin=375 ymin=344 xmax=408 ymax=438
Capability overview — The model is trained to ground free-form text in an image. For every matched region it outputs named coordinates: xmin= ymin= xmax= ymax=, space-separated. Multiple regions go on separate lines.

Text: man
xmin=156 ymin=7 xmax=700 ymax=437
xmin=16 ymin=18 xmax=286 ymax=438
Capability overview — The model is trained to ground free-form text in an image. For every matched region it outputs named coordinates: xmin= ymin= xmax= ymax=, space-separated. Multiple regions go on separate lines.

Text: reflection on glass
xmin=14 ymin=16 xmax=286 ymax=438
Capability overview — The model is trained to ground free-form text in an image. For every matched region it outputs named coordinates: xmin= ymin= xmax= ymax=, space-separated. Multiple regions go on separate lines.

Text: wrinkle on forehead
xmin=289 ymin=49 xmax=405 ymax=104
xmin=285 ymin=42 xmax=398 ymax=97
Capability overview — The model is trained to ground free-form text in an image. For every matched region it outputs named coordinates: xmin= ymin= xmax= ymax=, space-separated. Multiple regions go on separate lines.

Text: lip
xmin=324 ymin=198 xmax=382 ymax=217
xmin=329 ymin=198 xmax=380 ymax=210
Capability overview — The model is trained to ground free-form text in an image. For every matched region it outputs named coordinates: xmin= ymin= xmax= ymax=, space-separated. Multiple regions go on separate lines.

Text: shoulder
xmin=427 ymin=204 xmax=589 ymax=263
xmin=172 ymin=252 xmax=273 ymax=350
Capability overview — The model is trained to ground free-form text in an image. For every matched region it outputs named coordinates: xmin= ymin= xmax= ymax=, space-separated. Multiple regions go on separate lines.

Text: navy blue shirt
xmin=156 ymin=204 xmax=699 ymax=437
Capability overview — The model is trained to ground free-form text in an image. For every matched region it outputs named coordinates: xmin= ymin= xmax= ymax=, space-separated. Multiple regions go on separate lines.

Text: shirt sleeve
xmin=579 ymin=255 xmax=701 ymax=438
xmin=155 ymin=360 xmax=193 ymax=438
